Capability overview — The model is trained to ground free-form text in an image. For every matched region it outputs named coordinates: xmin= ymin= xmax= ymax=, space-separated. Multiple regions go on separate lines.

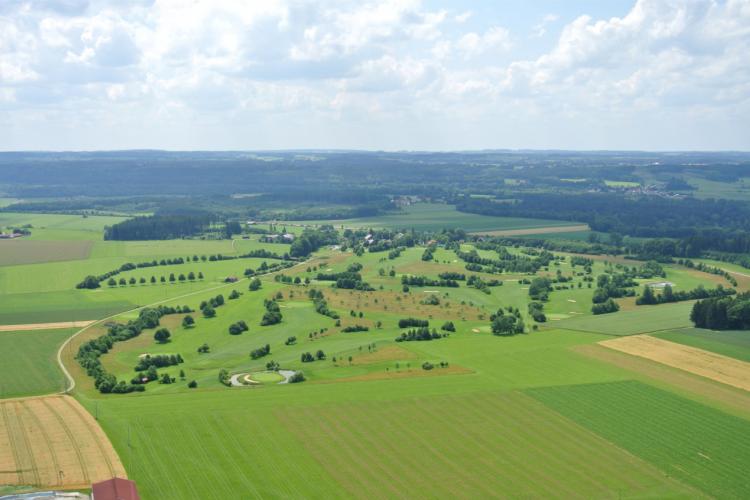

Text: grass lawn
xmin=0 ymin=328 xmax=73 ymax=398
xmin=653 ymin=328 xmax=750 ymax=363
xmin=555 ymin=301 xmax=694 ymax=336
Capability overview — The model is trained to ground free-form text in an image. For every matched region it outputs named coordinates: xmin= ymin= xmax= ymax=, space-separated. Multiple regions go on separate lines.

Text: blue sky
xmin=0 ymin=0 xmax=748 ymax=151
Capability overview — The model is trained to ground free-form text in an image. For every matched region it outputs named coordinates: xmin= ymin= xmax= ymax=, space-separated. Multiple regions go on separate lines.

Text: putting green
xmin=248 ymin=371 xmax=285 ymax=384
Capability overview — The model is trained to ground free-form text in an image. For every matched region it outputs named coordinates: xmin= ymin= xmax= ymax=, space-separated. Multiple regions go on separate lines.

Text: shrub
xmin=188 ymin=380 xmax=198 ymax=388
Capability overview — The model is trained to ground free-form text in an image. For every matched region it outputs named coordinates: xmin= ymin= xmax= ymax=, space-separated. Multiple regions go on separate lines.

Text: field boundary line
xmin=469 ymin=223 xmax=590 ymax=237
xmin=0 ymin=320 xmax=96 ymax=332
xmin=56 ymin=258 xmax=310 ymax=394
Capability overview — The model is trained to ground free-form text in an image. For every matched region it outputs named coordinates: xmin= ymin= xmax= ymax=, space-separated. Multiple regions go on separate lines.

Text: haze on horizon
xmin=0 ymin=0 xmax=748 ymax=152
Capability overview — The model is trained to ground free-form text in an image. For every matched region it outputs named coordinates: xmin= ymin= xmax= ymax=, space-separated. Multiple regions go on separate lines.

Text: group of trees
xmin=250 ymin=344 xmax=271 ymax=359
xmin=637 ymin=284 xmax=735 ymax=306
xmin=395 ymin=327 xmax=446 ymax=342
xmin=466 ymin=275 xmax=502 ymax=294
xmin=290 ymin=226 xmax=339 ymax=257
xmin=341 ymin=325 xmax=369 ymax=332
xmin=527 ymin=302 xmax=546 ymax=323
xmin=134 ymin=353 xmax=184 ymax=372
xmin=490 ymin=307 xmax=525 ymax=336
xmin=691 ymin=293 xmax=750 ymax=330
xmin=301 ymin=350 xmax=326 ymax=362
xmin=398 ymin=318 xmax=429 ymax=328
xmin=528 ymin=277 xmax=553 ymax=301
xmin=261 ymin=299 xmax=282 ymax=326
xmin=200 ymin=294 xmax=225 ymax=318
xmin=456 ymin=246 xmax=554 ymax=275
xmin=401 ymin=275 xmax=460 ymax=288
xmin=592 ymin=273 xmax=636 ymax=305
xmin=104 ymin=214 xmax=213 ymax=240
xmin=316 ymin=266 xmax=374 ymax=291
xmin=308 ymin=289 xmax=339 ymax=319
xmin=228 ymin=320 xmax=249 ymax=335
xmin=77 ymin=306 xmax=179 ymax=394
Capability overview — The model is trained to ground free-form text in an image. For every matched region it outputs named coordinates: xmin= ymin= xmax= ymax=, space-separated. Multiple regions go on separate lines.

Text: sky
xmin=0 ymin=0 xmax=748 ymax=151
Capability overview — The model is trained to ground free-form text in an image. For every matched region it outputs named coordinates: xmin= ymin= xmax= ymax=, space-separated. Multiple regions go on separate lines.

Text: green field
xmin=3 ymin=210 xmax=749 ymax=499
xmin=0 ymin=240 xmax=93 ymax=266
xmin=287 ymin=203 xmax=579 ymax=232
xmin=556 ymin=301 xmax=695 ymax=336
xmin=527 ymin=381 xmax=750 ymax=498
xmin=0 ymin=328 xmax=72 ymax=398
xmin=654 ymin=328 xmax=750 ymax=363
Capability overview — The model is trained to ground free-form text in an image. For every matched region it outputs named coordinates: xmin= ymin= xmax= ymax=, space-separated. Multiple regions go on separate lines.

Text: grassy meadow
xmin=0 ymin=328 xmax=73 ymax=398
xmin=4 ymin=208 xmax=750 ymax=499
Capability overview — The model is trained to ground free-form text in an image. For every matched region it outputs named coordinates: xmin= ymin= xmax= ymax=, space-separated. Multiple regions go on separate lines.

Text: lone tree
xmin=154 ymin=328 xmax=171 ymax=343
xmin=182 ymin=315 xmax=195 ymax=328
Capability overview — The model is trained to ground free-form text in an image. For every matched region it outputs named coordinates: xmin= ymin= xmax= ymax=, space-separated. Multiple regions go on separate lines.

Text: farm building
xmin=91 ymin=478 xmax=140 ymax=500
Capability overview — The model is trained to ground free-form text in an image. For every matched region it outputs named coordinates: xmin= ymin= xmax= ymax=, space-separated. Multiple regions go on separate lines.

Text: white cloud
xmin=0 ymin=0 xmax=748 ymax=150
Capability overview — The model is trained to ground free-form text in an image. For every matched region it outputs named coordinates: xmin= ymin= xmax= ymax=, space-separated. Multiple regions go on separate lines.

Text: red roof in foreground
xmin=92 ymin=477 xmax=140 ymax=500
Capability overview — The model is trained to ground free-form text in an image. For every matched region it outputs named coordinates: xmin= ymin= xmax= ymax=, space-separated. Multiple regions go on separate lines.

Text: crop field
xmin=0 ymin=328 xmax=72 ymax=398
xmin=0 ymin=395 xmax=126 ymax=490
xmin=654 ymin=328 xmax=750 ymax=363
xmin=600 ymin=335 xmax=750 ymax=391
xmin=286 ymin=203 xmax=578 ymax=232
xmin=527 ymin=381 xmax=750 ymax=498
xmin=0 ymin=240 xmax=93 ymax=266
xmin=279 ymin=392 xmax=695 ymax=499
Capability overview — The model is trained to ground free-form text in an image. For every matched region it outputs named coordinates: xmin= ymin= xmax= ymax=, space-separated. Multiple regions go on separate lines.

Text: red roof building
xmin=92 ymin=477 xmax=140 ymax=500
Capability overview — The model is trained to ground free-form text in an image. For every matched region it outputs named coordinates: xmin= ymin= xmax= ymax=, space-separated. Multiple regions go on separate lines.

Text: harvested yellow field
xmin=0 ymin=320 xmax=95 ymax=332
xmin=470 ymin=224 xmax=590 ymax=237
xmin=0 ymin=395 xmax=126 ymax=489
xmin=600 ymin=335 xmax=750 ymax=392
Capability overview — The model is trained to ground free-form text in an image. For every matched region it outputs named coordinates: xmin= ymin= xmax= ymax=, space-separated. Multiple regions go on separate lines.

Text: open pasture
xmin=0 ymin=395 xmax=126 ymax=490
xmin=527 ymin=380 xmax=750 ymax=498
xmin=286 ymin=203 xmax=578 ymax=232
xmin=0 ymin=328 xmax=73 ymax=398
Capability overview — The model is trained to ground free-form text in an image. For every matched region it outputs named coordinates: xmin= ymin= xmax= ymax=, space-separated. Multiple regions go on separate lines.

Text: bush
xmin=440 ymin=321 xmax=455 ymax=332
xmin=422 ymin=361 xmax=434 ymax=370
xmin=188 ymin=380 xmax=198 ymax=388
xmin=288 ymin=371 xmax=305 ymax=383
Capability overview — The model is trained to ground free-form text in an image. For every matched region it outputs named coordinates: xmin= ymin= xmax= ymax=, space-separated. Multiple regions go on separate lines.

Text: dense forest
xmin=104 ymin=214 xmax=213 ymax=240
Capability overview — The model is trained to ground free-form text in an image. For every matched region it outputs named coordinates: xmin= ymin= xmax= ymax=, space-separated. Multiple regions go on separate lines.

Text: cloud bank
xmin=0 ymin=0 xmax=748 ymax=150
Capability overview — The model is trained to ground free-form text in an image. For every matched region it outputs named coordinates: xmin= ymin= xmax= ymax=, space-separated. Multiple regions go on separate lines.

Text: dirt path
xmin=0 ymin=320 xmax=96 ymax=332
xmin=470 ymin=224 xmax=590 ymax=237
xmin=600 ymin=335 xmax=750 ymax=392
